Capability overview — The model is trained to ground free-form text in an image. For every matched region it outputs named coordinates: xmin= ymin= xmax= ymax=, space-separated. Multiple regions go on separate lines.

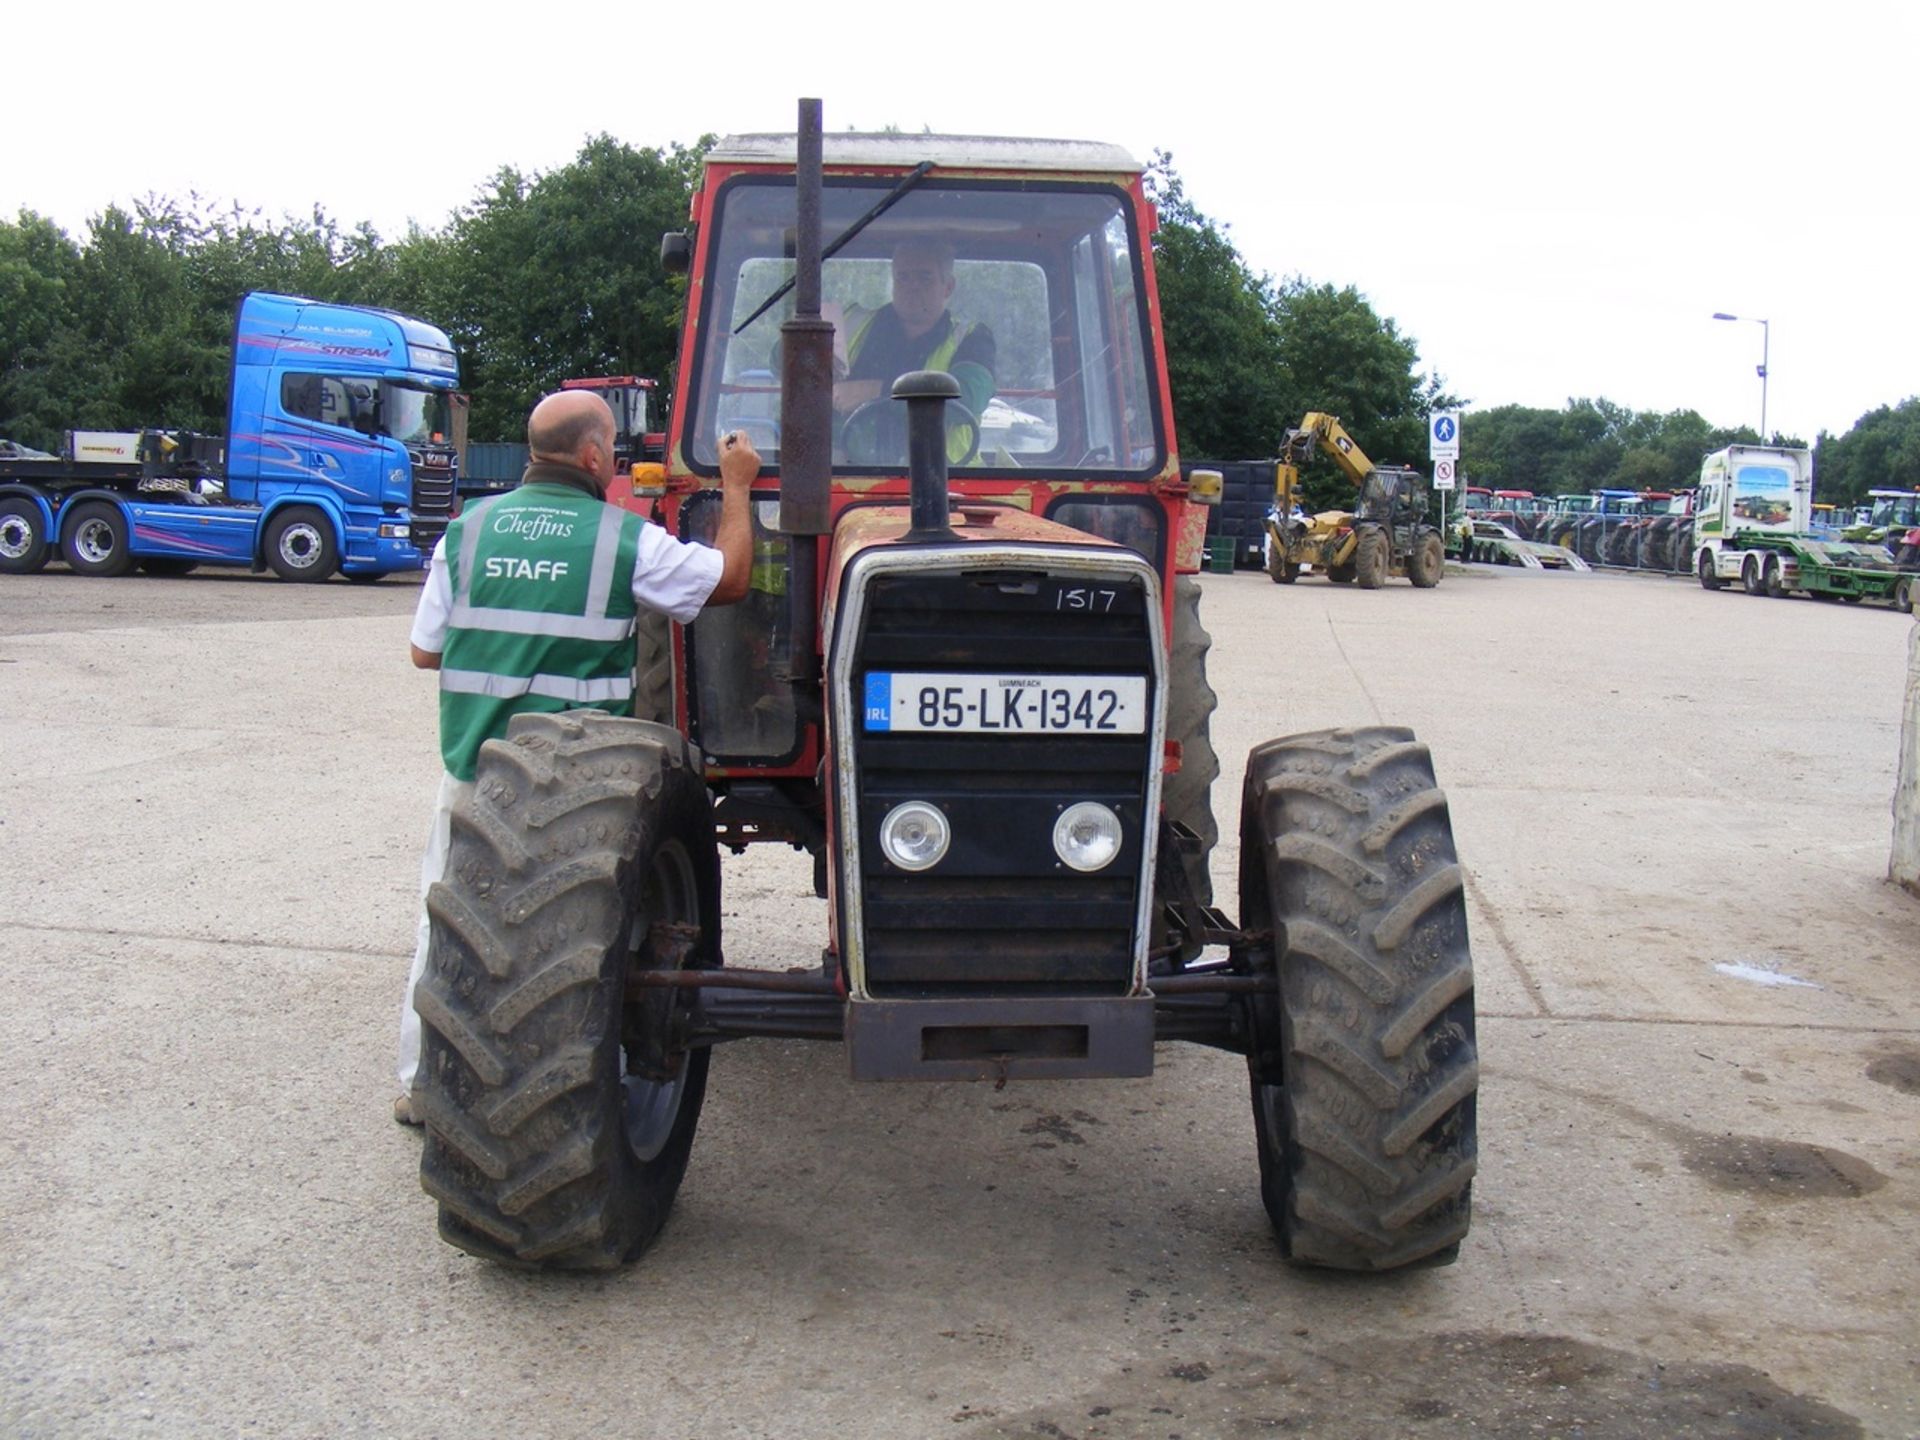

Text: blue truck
xmin=0 ymin=292 xmax=460 ymax=581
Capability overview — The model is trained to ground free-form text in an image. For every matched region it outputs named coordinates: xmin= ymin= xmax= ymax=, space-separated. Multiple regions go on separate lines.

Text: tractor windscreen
xmin=686 ymin=177 xmax=1162 ymax=478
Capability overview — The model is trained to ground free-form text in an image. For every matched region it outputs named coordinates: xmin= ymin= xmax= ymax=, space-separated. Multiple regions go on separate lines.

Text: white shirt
xmin=411 ymin=514 xmax=724 ymax=653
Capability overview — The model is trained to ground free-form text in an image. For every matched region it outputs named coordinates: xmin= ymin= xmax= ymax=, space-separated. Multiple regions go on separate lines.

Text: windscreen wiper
xmin=732 ymin=160 xmax=936 ymax=335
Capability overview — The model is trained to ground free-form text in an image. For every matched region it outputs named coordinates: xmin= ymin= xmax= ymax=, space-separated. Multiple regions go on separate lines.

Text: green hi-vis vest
xmin=848 ymin=312 xmax=982 ymax=464
xmin=437 ymin=481 xmax=643 ymax=780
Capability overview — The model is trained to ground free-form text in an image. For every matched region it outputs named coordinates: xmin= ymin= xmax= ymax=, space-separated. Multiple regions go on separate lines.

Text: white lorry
xmin=1693 ymin=444 xmax=1909 ymax=607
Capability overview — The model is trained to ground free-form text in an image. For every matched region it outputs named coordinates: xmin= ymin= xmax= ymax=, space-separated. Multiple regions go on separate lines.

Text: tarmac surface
xmin=1 ymin=560 xmax=1916 ymax=1438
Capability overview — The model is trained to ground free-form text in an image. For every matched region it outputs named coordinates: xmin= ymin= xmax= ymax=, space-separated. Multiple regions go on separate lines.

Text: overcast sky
xmin=9 ymin=1 xmax=1915 ymax=448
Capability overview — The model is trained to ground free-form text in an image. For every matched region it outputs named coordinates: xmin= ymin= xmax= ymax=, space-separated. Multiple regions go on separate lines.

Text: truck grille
xmin=848 ymin=568 xmax=1158 ymax=998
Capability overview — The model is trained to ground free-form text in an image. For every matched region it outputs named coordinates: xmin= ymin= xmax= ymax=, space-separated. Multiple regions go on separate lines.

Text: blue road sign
xmin=1432 ymin=415 xmax=1457 ymax=444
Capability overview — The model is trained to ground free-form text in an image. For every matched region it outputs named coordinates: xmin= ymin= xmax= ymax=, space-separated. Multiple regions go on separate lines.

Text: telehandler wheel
xmin=1408 ymin=533 xmax=1444 ymax=589
xmin=61 ymin=501 xmax=135 ymax=577
xmin=1162 ymin=577 xmax=1220 ymax=910
xmin=0 ymin=497 xmax=50 ymax=574
xmin=414 ymin=711 xmax=720 ymax=1271
xmin=1697 ymin=549 xmax=1723 ymax=590
xmin=633 ymin=609 xmax=674 ymax=725
xmin=1238 ymin=726 xmax=1478 ymax=1270
xmin=1354 ymin=530 xmax=1389 ymax=589
xmin=1265 ymin=544 xmax=1298 ymax=584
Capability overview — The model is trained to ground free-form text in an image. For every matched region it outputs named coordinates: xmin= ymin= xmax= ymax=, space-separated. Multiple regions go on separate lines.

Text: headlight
xmin=879 ymin=801 xmax=950 ymax=871
xmin=1053 ymin=802 xmax=1122 ymax=872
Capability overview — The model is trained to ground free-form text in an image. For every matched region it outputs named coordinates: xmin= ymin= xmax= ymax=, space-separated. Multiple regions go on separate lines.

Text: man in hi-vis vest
xmin=832 ymin=239 xmax=996 ymax=427
xmin=392 ymin=391 xmax=757 ymax=1124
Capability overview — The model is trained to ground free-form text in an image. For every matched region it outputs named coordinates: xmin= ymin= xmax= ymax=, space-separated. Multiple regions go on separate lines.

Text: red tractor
xmin=412 ymin=102 xmax=1479 ymax=1274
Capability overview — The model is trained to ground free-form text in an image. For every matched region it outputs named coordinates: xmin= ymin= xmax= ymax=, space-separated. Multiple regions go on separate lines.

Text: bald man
xmin=393 ymin=392 xmax=758 ymax=1123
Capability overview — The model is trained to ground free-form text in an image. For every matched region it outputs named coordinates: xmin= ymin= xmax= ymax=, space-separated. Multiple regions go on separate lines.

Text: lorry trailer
xmin=0 ymin=293 xmax=460 ymax=582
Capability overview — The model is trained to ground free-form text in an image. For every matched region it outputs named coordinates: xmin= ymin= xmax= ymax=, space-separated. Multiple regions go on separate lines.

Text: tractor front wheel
xmin=414 ymin=711 xmax=720 ymax=1270
xmin=1238 ymin=726 xmax=1478 ymax=1270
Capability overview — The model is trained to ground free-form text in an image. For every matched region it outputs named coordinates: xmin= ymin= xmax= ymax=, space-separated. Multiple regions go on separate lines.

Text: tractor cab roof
xmin=707 ymin=133 xmax=1143 ymax=175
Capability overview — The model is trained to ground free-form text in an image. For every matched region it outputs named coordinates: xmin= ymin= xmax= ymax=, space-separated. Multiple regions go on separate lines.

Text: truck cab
xmin=226 ymin=293 xmax=461 ymax=565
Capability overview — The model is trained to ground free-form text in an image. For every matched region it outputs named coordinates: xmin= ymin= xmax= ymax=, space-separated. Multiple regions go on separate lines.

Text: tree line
xmin=3 ymin=134 xmax=1914 ymax=509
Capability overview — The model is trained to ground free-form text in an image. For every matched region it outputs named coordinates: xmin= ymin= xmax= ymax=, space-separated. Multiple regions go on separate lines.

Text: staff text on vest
xmin=484 ymin=557 xmax=572 ymax=581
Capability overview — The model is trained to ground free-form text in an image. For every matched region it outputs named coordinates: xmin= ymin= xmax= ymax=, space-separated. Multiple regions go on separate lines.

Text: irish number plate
xmin=864 ymin=673 xmax=1148 ymax=734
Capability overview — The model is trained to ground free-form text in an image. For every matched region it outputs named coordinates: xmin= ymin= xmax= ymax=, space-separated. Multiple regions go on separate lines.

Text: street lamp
xmin=1712 ymin=312 xmax=1770 ymax=441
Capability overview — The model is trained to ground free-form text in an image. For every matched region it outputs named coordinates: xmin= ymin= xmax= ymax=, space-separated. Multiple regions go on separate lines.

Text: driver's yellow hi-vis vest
xmin=848 ymin=313 xmax=981 ymax=464
xmin=437 ymin=483 xmax=643 ymax=780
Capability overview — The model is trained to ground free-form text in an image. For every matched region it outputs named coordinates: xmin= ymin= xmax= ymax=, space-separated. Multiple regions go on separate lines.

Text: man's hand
xmin=719 ymin=430 xmax=760 ymax=489
xmin=709 ymin=430 xmax=759 ymax=605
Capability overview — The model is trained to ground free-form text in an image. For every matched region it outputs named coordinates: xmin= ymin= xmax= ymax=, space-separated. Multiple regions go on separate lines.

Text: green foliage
xmin=1457 ymin=399 xmax=1797 ymax=498
xmin=1812 ymin=398 xmax=1920 ymax=507
xmin=0 ymin=135 xmax=708 ymax=450
xmin=1146 ymin=154 xmax=1454 ymax=511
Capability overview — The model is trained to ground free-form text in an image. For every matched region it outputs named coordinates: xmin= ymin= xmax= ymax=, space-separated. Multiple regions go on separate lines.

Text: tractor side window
xmin=1045 ymin=497 xmax=1164 ymax=568
xmin=680 ymin=493 xmax=799 ymax=763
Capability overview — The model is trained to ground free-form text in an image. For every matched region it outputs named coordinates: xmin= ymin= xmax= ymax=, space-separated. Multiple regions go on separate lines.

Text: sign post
xmin=1429 ymin=412 xmax=1462 ymax=553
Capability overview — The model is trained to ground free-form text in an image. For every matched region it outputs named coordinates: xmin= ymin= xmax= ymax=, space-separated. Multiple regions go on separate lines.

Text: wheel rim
xmin=278 ymin=521 xmax=324 ymax=569
xmin=74 ymin=517 xmax=117 ymax=564
xmin=622 ymin=838 xmax=700 ymax=1163
xmin=0 ymin=513 xmax=32 ymax=560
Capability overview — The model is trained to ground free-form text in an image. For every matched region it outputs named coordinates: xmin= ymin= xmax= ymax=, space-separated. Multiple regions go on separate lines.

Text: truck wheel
xmin=1162 ymin=576 xmax=1220 ymax=911
xmin=633 ymin=610 xmax=674 ymax=724
xmin=0 ymin=497 xmax=50 ymax=574
xmin=264 ymin=508 xmax=338 ymax=582
xmin=1894 ymin=576 xmax=1914 ymax=613
xmin=1354 ymin=530 xmax=1388 ymax=589
xmin=1697 ymin=549 xmax=1722 ymax=590
xmin=1763 ymin=556 xmax=1788 ymax=598
xmin=1741 ymin=557 xmax=1764 ymax=596
xmin=61 ymin=501 xmax=134 ymax=577
xmin=1408 ymin=533 xmax=1444 ymax=588
xmin=415 ymin=711 xmax=719 ymax=1270
xmin=1238 ymin=727 xmax=1477 ymax=1270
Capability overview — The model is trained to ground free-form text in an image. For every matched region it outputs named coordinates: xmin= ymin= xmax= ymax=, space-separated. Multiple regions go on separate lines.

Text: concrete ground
xmin=1 ymin=561 xmax=1915 ymax=1439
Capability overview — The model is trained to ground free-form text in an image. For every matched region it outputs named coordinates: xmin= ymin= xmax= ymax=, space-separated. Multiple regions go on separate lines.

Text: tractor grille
xmin=849 ymin=569 xmax=1158 ymax=998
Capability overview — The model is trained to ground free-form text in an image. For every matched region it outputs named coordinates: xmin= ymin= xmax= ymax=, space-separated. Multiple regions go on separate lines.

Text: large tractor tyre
xmin=1162 ymin=576 xmax=1221 ymax=912
xmin=0 ymin=497 xmax=51 ymax=574
xmin=1408 ymin=533 xmax=1444 ymax=589
xmin=1741 ymin=556 xmax=1765 ymax=596
xmin=1697 ymin=548 xmax=1723 ymax=590
xmin=264 ymin=507 xmax=338 ymax=582
xmin=633 ymin=609 xmax=674 ymax=725
xmin=414 ymin=711 xmax=721 ymax=1271
xmin=1238 ymin=727 xmax=1478 ymax=1270
xmin=61 ymin=501 xmax=135 ymax=577
xmin=1354 ymin=530 xmax=1389 ymax=590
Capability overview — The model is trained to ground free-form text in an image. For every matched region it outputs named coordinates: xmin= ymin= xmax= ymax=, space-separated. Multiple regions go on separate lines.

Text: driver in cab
xmin=832 ymin=239 xmax=996 ymax=430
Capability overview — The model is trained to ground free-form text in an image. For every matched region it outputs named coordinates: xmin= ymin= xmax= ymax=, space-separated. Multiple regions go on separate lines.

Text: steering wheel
xmin=840 ymin=398 xmax=980 ymax=468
